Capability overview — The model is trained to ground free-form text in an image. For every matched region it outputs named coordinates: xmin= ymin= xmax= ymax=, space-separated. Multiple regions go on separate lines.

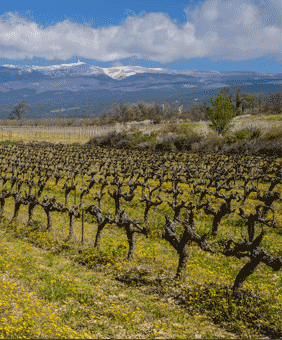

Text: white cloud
xmin=0 ymin=0 xmax=281 ymax=64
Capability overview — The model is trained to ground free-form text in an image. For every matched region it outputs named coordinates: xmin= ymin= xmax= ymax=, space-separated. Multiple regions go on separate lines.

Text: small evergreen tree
xmin=205 ymin=94 xmax=237 ymax=136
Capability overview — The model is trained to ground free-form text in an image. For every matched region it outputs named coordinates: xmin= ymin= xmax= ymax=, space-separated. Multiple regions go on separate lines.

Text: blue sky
xmin=0 ymin=0 xmax=281 ymax=73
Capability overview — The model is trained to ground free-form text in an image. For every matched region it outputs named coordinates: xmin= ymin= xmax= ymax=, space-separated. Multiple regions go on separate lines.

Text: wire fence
xmin=0 ymin=125 xmax=118 ymax=143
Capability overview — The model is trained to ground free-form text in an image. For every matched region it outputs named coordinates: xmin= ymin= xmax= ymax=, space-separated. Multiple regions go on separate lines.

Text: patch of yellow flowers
xmin=0 ymin=274 xmax=92 ymax=339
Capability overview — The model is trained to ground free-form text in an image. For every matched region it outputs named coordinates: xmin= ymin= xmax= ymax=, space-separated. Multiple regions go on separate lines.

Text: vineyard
xmin=0 ymin=137 xmax=281 ymax=339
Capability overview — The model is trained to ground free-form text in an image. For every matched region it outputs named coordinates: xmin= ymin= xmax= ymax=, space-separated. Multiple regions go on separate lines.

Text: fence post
xmin=81 ymin=208 xmax=84 ymax=245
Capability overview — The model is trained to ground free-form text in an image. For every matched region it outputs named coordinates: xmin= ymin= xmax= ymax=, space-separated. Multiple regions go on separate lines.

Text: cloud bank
xmin=0 ymin=0 xmax=281 ymax=64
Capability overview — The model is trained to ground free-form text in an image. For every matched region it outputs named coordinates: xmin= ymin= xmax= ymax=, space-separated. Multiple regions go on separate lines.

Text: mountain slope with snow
xmin=0 ymin=61 xmax=281 ymax=119
xmin=0 ymin=61 xmax=229 ymax=80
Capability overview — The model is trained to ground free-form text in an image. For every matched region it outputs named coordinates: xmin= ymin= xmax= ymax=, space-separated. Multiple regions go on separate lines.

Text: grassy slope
xmin=0 ymin=230 xmax=241 ymax=339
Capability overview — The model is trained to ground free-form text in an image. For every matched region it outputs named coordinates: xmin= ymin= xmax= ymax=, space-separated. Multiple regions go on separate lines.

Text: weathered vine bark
xmin=85 ymin=205 xmax=114 ymax=249
xmin=140 ymin=193 xmax=163 ymax=222
xmin=231 ymin=244 xmax=282 ymax=293
xmin=46 ymin=210 xmax=53 ymax=232
xmin=108 ymin=179 xmax=135 ymax=215
xmin=13 ymin=200 xmax=21 ymax=219
xmin=63 ymin=182 xmax=76 ymax=206
xmin=257 ymin=190 xmax=280 ymax=220
xmin=197 ymin=190 xmax=240 ymax=237
xmin=0 ymin=199 xmax=5 ymax=218
xmin=218 ymin=205 xmax=282 ymax=295
xmin=40 ymin=196 xmax=66 ymax=233
xmin=0 ymin=190 xmax=10 ymax=220
xmin=94 ymin=216 xmax=113 ymax=248
xmin=115 ymin=209 xmax=149 ymax=261
xmin=175 ymin=243 xmax=189 ymax=279
xmin=41 ymin=197 xmax=54 ymax=232
xmin=66 ymin=211 xmax=75 ymax=241
xmin=11 ymin=192 xmax=25 ymax=220
xmin=0 ymin=188 xmax=12 ymax=219
xmin=94 ymin=225 xmax=103 ymax=249
xmin=27 ymin=203 xmax=36 ymax=225
xmin=162 ymin=209 xmax=216 ymax=280
xmin=61 ymin=203 xmax=80 ymax=242
xmin=108 ymin=188 xmax=121 ymax=215
xmin=125 ymin=228 xmax=136 ymax=260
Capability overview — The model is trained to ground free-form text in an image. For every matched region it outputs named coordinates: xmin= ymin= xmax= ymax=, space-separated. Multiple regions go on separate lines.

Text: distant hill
xmin=0 ymin=61 xmax=281 ymax=119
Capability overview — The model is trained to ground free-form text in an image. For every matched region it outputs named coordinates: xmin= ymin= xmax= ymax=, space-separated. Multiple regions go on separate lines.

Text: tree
xmin=265 ymin=91 xmax=282 ymax=115
xmin=205 ymin=94 xmax=237 ymax=136
xmin=217 ymin=86 xmax=234 ymax=103
xmin=7 ymin=100 xmax=31 ymax=120
xmin=253 ymin=92 xmax=265 ymax=115
xmin=240 ymin=93 xmax=256 ymax=114
xmin=217 ymin=85 xmax=247 ymax=116
xmin=112 ymin=95 xmax=131 ymax=122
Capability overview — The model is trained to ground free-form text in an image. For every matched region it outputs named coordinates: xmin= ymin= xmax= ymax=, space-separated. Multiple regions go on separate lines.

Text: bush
xmin=220 ymin=138 xmax=282 ymax=157
xmin=192 ymin=135 xmax=225 ymax=154
xmin=174 ymin=133 xmax=203 ymax=152
xmin=225 ymin=126 xmax=262 ymax=143
xmin=235 ymin=126 xmax=261 ymax=140
xmin=155 ymin=134 xmax=178 ymax=152
xmin=263 ymin=126 xmax=282 ymax=140
xmin=161 ymin=123 xmax=194 ymax=136
xmin=152 ymin=116 xmax=162 ymax=124
xmin=86 ymin=131 xmax=119 ymax=147
xmin=136 ymin=140 xmax=156 ymax=151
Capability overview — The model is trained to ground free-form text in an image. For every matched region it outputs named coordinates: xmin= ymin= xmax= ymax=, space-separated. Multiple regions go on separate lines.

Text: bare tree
xmin=216 ymin=85 xmax=272 ymax=116
xmin=253 ymin=92 xmax=265 ymax=115
xmin=111 ymin=95 xmax=131 ymax=123
xmin=7 ymin=100 xmax=31 ymax=120
xmin=217 ymin=85 xmax=246 ymax=116
xmin=265 ymin=91 xmax=282 ymax=115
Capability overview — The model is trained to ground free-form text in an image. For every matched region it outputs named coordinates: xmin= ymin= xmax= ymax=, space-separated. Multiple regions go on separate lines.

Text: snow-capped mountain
xmin=0 ymin=61 xmax=281 ymax=119
xmin=1 ymin=60 xmax=222 ymax=80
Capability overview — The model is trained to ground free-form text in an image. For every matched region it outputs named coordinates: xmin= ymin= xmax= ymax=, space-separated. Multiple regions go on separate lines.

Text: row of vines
xmin=0 ymin=142 xmax=281 ymax=296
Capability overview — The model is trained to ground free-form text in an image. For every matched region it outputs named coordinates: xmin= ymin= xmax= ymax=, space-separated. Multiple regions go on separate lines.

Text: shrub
xmin=155 ymin=134 xmax=178 ymax=152
xmin=234 ymin=126 xmax=261 ymax=140
xmin=225 ymin=126 xmax=262 ymax=143
xmin=192 ymin=135 xmax=225 ymax=154
xmin=221 ymin=138 xmax=282 ymax=157
xmin=263 ymin=126 xmax=282 ymax=140
xmin=86 ymin=131 xmax=119 ymax=147
xmin=136 ymin=140 xmax=156 ymax=151
xmin=152 ymin=116 xmax=162 ymax=124
xmin=174 ymin=133 xmax=203 ymax=152
xmin=161 ymin=123 xmax=194 ymax=136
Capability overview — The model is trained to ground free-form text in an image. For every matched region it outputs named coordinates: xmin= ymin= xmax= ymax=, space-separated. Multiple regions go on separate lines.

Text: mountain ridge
xmin=0 ymin=61 xmax=281 ymax=119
